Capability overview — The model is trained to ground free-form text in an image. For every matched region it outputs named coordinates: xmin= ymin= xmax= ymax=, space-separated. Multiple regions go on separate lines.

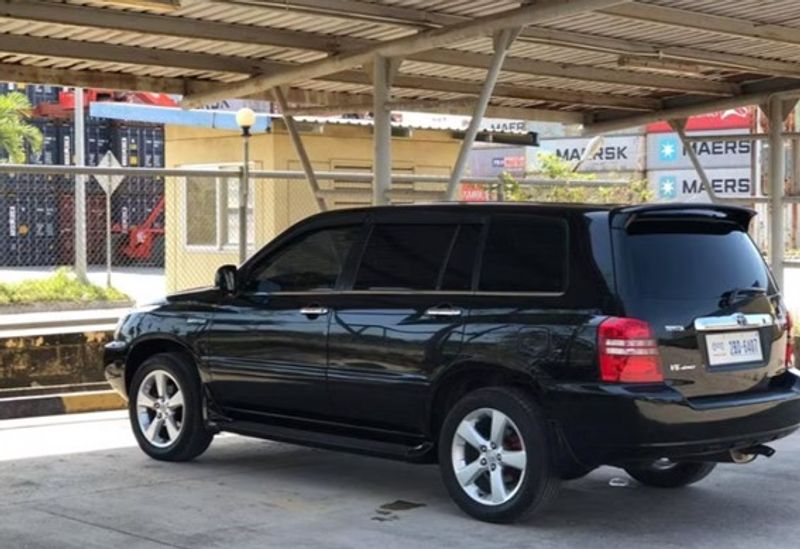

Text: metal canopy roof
xmin=3 ymin=0 xmax=800 ymax=131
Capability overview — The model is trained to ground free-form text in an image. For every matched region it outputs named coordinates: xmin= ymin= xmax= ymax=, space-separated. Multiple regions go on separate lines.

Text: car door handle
xmin=425 ymin=307 xmax=463 ymax=317
xmin=300 ymin=306 xmax=329 ymax=316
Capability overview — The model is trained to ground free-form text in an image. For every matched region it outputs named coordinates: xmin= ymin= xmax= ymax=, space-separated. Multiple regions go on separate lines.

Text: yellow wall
xmin=164 ymin=122 xmax=460 ymax=292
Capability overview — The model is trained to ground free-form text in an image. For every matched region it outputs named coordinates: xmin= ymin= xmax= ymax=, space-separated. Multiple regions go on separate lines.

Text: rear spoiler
xmin=610 ymin=203 xmax=756 ymax=232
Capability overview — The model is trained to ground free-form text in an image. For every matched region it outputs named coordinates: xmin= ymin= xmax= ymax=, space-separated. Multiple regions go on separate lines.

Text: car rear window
xmin=618 ymin=221 xmax=772 ymax=300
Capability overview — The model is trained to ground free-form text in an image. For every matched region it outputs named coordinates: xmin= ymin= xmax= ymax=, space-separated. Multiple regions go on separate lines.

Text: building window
xmin=183 ymin=168 xmax=254 ymax=251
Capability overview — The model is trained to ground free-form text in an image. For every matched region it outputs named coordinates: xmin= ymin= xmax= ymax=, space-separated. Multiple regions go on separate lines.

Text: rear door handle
xmin=425 ymin=307 xmax=463 ymax=317
xmin=300 ymin=306 xmax=329 ymax=317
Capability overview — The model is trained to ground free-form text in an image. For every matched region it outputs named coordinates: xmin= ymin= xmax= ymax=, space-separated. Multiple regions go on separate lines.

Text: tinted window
xmin=246 ymin=225 xmax=360 ymax=292
xmin=620 ymin=221 xmax=771 ymax=300
xmin=479 ymin=216 xmax=568 ymax=293
xmin=354 ymin=224 xmax=456 ymax=290
xmin=440 ymin=224 xmax=482 ymax=291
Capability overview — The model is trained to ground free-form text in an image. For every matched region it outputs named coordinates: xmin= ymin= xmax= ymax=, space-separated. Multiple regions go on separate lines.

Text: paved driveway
xmin=1 ymin=411 xmax=798 ymax=549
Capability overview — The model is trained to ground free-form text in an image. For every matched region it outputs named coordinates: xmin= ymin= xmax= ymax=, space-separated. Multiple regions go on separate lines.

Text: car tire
xmin=128 ymin=352 xmax=214 ymax=462
xmin=624 ymin=460 xmax=716 ymax=488
xmin=438 ymin=386 xmax=560 ymax=523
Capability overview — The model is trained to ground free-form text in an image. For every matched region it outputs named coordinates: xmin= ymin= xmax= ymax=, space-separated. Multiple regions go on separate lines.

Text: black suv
xmin=105 ymin=203 xmax=800 ymax=523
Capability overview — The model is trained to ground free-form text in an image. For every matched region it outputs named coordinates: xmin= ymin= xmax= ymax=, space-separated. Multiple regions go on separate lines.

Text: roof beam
xmin=0 ymin=62 xmax=200 ymax=94
xmin=0 ymin=33 xmax=276 ymax=74
xmin=287 ymin=94 xmax=585 ymax=125
xmin=0 ymin=0 xmax=357 ymax=54
xmin=604 ymin=3 xmax=800 ymax=47
xmin=181 ymin=0 xmax=631 ymax=107
xmin=0 ymin=53 xmax=659 ymax=113
xmin=329 ymin=70 xmax=662 ymax=111
xmin=411 ymin=50 xmax=736 ymax=96
xmin=0 ymin=62 xmax=368 ymax=106
xmin=0 ymin=1 xmax=751 ymax=96
xmin=584 ymin=80 xmax=800 ymax=135
xmin=95 ymin=0 xmax=186 ymax=11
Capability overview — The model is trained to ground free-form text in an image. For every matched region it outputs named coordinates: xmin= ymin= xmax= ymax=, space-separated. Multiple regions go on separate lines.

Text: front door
xmin=205 ymin=223 xmax=363 ymax=420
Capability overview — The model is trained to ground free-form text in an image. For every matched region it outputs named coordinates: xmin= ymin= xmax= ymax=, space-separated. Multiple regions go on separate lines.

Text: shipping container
xmin=0 ymin=174 xmax=18 ymax=267
xmin=25 ymin=84 xmax=61 ymax=105
xmin=0 ymin=174 xmax=59 ymax=267
xmin=111 ymin=121 xmax=165 ymax=168
xmin=26 ymin=118 xmax=61 ymax=165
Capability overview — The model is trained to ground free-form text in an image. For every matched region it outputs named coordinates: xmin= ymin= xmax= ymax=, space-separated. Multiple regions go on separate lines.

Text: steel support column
xmin=273 ymin=87 xmax=327 ymax=212
xmin=372 ymin=55 xmax=393 ymax=206
xmin=73 ymin=87 xmax=87 ymax=282
xmin=769 ymin=96 xmax=787 ymax=289
xmin=446 ymin=28 xmax=520 ymax=201
xmin=670 ymin=119 xmax=720 ymax=203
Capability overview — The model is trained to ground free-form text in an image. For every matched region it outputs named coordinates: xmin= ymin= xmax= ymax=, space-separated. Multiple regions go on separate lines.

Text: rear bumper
xmin=548 ymin=369 xmax=800 ymax=465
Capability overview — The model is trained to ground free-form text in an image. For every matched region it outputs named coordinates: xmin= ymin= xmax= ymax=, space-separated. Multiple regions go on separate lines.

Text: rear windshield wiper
xmin=719 ymin=286 xmax=767 ymax=307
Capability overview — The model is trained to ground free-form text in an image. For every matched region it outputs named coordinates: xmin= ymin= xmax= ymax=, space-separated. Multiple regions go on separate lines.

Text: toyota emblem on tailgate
xmin=736 ymin=314 xmax=747 ymax=326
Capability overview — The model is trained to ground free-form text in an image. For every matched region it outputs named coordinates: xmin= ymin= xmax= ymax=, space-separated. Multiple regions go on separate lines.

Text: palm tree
xmin=0 ymin=91 xmax=42 ymax=163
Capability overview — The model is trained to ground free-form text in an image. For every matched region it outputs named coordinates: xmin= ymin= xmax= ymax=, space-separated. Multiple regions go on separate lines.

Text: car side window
xmin=479 ymin=215 xmax=568 ymax=293
xmin=353 ymin=224 xmax=457 ymax=291
xmin=440 ymin=224 xmax=482 ymax=291
xmin=244 ymin=225 xmax=361 ymax=293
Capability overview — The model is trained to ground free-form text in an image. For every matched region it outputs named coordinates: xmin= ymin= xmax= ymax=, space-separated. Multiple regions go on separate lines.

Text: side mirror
xmin=214 ymin=264 xmax=238 ymax=293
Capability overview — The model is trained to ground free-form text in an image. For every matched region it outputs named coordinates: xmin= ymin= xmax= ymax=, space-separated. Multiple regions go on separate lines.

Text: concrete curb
xmin=0 ymin=390 xmax=125 ymax=420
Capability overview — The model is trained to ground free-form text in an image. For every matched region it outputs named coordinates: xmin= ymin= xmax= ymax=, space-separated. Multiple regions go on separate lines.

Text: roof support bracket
xmin=669 ymin=119 xmax=720 ymax=204
xmin=272 ymin=86 xmax=327 ymax=212
xmin=446 ymin=28 xmax=521 ymax=201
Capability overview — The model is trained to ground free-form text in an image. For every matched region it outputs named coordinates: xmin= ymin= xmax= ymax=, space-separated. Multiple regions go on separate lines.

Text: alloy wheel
xmin=451 ymin=407 xmax=527 ymax=506
xmin=136 ymin=369 xmax=185 ymax=448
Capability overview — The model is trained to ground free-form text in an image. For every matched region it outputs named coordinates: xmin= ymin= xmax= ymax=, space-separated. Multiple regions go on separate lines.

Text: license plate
xmin=706 ymin=330 xmax=763 ymax=366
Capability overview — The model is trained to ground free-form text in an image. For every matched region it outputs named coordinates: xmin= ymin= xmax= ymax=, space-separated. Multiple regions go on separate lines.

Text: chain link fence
xmin=9 ymin=164 xmax=782 ymax=307
xmin=0 ymin=166 xmax=490 ymax=303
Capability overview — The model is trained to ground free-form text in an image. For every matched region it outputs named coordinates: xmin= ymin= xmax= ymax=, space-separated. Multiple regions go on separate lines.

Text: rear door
xmin=326 ymin=214 xmax=480 ymax=434
xmin=612 ymin=208 xmax=787 ymax=398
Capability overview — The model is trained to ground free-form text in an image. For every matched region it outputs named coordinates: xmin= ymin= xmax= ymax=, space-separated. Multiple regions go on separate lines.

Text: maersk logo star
xmin=658 ymin=175 xmax=678 ymax=199
xmin=658 ymin=137 xmax=680 ymax=162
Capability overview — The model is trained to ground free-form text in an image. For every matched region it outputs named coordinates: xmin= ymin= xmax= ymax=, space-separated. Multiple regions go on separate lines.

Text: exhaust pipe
xmin=730 ymin=444 xmax=776 ymax=464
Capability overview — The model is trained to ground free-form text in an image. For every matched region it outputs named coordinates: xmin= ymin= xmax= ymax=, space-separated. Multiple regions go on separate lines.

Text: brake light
xmin=598 ymin=317 xmax=663 ymax=383
xmin=786 ymin=311 xmax=794 ymax=368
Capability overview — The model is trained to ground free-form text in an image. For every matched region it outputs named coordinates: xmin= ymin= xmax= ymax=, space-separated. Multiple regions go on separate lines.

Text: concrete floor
xmin=1 ymin=412 xmax=800 ymax=548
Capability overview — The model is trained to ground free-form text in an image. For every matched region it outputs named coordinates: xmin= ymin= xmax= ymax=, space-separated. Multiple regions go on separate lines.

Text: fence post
xmin=238 ymin=137 xmax=250 ymax=264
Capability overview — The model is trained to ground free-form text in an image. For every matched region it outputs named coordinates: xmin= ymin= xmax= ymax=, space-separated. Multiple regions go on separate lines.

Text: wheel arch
xmin=125 ymin=336 xmax=198 ymax=392
xmin=427 ymin=360 xmax=542 ymax=441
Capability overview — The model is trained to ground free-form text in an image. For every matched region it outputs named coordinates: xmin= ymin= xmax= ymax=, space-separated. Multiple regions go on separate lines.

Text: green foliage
xmin=497 ymin=152 xmax=652 ymax=205
xmin=0 ymin=92 xmax=43 ymax=164
xmin=0 ymin=268 xmax=128 ymax=306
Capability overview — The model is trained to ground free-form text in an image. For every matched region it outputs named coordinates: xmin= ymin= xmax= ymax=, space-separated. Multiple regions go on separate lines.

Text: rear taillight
xmin=598 ymin=317 xmax=663 ymax=383
xmin=786 ymin=311 xmax=794 ymax=368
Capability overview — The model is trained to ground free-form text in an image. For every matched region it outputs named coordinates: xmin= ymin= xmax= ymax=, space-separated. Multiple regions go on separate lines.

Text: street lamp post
xmin=235 ymin=107 xmax=255 ymax=264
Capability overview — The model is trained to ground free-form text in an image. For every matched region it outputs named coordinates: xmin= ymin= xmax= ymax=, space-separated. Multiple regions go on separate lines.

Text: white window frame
xmin=181 ymin=163 xmax=254 ymax=253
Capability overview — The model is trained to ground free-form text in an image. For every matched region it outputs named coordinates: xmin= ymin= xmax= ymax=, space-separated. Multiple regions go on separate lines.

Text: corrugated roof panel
xmin=0 ymin=0 xmax=796 ymax=123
